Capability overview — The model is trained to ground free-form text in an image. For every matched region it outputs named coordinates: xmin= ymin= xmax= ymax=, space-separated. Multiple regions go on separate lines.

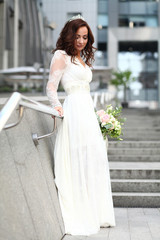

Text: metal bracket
xmin=4 ymin=105 xmax=24 ymax=130
xmin=32 ymin=117 xmax=57 ymax=146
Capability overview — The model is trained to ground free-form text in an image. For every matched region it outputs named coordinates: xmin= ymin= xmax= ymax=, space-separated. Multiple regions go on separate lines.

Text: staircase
xmin=108 ymin=109 xmax=160 ymax=207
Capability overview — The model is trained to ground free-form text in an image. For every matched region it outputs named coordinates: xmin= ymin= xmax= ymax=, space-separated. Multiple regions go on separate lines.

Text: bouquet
xmin=95 ymin=105 xmax=125 ymax=141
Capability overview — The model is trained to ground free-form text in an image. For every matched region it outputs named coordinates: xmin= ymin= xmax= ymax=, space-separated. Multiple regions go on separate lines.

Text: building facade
xmin=0 ymin=0 xmax=159 ymax=106
xmin=107 ymin=0 xmax=160 ymax=106
xmin=42 ymin=0 xmax=160 ymax=106
xmin=0 ymin=0 xmax=53 ymax=70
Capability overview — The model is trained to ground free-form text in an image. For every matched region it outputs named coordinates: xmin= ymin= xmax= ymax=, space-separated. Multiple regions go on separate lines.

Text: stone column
xmin=108 ymin=0 xmax=119 ymax=69
xmin=1 ymin=1 xmax=9 ymax=69
xmin=13 ymin=0 xmax=19 ymax=67
xmin=108 ymin=0 xmax=119 ymax=28
xmin=13 ymin=0 xmax=19 ymax=90
xmin=108 ymin=28 xmax=118 ymax=69
xmin=158 ymin=2 xmax=160 ymax=27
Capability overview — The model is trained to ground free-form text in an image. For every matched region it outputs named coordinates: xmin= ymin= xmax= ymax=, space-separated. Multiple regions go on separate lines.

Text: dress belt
xmin=66 ymin=84 xmax=90 ymax=95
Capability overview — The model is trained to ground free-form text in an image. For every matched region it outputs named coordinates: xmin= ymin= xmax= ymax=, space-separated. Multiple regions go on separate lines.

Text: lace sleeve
xmin=46 ymin=50 xmax=68 ymax=108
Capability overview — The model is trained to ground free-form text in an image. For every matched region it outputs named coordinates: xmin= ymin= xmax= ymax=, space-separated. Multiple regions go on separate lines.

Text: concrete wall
xmin=0 ymin=106 xmax=65 ymax=240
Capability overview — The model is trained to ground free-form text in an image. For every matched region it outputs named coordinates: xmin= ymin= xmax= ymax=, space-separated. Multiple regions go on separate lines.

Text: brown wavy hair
xmin=52 ymin=18 xmax=96 ymax=67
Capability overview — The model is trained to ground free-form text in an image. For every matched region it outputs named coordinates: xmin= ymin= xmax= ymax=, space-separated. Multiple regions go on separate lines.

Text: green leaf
xmin=104 ymin=123 xmax=113 ymax=129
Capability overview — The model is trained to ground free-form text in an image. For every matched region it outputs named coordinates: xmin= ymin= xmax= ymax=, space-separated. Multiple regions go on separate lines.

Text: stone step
xmin=122 ymin=135 xmax=160 ymax=141
xmin=108 ymin=108 xmax=160 ymax=207
xmin=123 ymin=115 xmax=160 ymax=118
xmin=125 ymin=120 xmax=158 ymax=123
xmin=123 ymin=116 xmax=160 ymax=119
xmin=124 ymin=117 xmax=160 ymax=120
xmin=122 ymin=127 xmax=160 ymax=134
xmin=124 ymin=125 xmax=160 ymax=129
xmin=109 ymin=162 xmax=160 ymax=179
xmin=108 ymin=148 xmax=160 ymax=155
xmin=112 ymin=192 xmax=160 ymax=207
xmin=123 ymin=114 xmax=160 ymax=117
xmin=124 ymin=116 xmax=160 ymax=119
xmin=111 ymin=179 xmax=160 ymax=193
xmin=123 ymin=128 xmax=160 ymax=133
xmin=122 ymin=112 xmax=160 ymax=116
xmin=108 ymin=155 xmax=160 ymax=162
xmin=124 ymin=121 xmax=160 ymax=125
xmin=108 ymin=141 xmax=160 ymax=148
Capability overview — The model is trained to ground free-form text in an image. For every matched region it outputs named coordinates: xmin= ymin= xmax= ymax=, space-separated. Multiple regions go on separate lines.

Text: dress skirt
xmin=54 ymin=91 xmax=116 ymax=236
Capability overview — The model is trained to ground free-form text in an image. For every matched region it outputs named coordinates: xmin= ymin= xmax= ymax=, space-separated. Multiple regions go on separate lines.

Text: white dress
xmin=46 ymin=50 xmax=116 ymax=236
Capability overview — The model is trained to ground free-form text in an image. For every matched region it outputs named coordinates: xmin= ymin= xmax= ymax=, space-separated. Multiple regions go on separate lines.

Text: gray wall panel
xmin=0 ymin=107 xmax=64 ymax=240
xmin=0 ymin=127 xmax=37 ymax=240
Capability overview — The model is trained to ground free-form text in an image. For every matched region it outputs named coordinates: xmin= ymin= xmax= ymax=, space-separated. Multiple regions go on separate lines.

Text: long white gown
xmin=46 ymin=50 xmax=116 ymax=236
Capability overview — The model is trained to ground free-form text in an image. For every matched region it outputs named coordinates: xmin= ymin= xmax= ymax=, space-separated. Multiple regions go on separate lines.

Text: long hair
xmin=52 ymin=19 xmax=96 ymax=67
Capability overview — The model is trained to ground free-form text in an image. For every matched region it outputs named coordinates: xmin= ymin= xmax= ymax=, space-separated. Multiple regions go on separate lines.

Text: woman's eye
xmin=76 ymin=36 xmax=88 ymax=40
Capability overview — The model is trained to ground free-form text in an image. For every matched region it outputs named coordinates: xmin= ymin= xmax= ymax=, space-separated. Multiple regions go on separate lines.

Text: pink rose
xmin=97 ymin=109 xmax=105 ymax=117
xmin=100 ymin=114 xmax=110 ymax=123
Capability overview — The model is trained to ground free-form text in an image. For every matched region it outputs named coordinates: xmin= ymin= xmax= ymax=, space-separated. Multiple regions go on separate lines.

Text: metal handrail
xmin=0 ymin=90 xmax=113 ymax=143
xmin=0 ymin=92 xmax=63 ymax=145
xmin=32 ymin=117 xmax=57 ymax=146
xmin=4 ymin=105 xmax=24 ymax=129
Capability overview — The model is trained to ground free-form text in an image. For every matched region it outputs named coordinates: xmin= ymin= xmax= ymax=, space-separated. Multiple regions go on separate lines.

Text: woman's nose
xmin=79 ymin=38 xmax=84 ymax=44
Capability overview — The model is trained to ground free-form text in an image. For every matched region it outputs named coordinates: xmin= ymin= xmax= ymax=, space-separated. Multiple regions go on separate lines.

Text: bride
xmin=46 ymin=14 xmax=116 ymax=236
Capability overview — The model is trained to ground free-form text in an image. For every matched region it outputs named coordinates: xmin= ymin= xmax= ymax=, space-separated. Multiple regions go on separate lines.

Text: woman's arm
xmin=46 ymin=50 xmax=67 ymax=116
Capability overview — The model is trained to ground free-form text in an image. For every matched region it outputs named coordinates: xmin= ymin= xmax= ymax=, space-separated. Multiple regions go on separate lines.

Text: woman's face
xmin=74 ymin=26 xmax=88 ymax=53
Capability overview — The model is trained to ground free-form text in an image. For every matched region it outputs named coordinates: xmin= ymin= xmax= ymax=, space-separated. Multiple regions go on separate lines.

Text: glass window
xmin=95 ymin=49 xmax=107 ymax=66
xmin=98 ymin=0 xmax=108 ymax=14
xmin=119 ymin=0 xmax=158 ymax=27
xmin=146 ymin=16 xmax=158 ymax=27
xmin=130 ymin=16 xmax=146 ymax=26
xmin=119 ymin=16 xmax=129 ymax=27
xmin=98 ymin=14 xmax=108 ymax=27
xmin=119 ymin=15 xmax=158 ymax=27
xmin=118 ymin=41 xmax=158 ymax=101
xmin=98 ymin=28 xmax=108 ymax=42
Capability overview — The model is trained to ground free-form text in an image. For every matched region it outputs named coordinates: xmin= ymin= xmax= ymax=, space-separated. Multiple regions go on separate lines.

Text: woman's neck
xmin=76 ymin=51 xmax=81 ymax=58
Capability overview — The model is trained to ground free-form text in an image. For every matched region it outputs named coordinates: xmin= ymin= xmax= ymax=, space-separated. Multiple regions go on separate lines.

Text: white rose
xmin=110 ymin=115 xmax=115 ymax=122
xmin=107 ymin=106 xmax=113 ymax=111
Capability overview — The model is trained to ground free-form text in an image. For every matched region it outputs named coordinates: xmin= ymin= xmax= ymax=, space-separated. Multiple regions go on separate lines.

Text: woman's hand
xmin=52 ymin=106 xmax=64 ymax=119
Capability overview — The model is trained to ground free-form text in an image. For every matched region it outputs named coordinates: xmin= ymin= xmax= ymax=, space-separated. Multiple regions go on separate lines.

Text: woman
xmin=46 ymin=14 xmax=116 ymax=236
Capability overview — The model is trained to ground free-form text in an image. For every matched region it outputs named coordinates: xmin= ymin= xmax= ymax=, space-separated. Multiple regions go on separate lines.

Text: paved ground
xmin=64 ymin=208 xmax=160 ymax=240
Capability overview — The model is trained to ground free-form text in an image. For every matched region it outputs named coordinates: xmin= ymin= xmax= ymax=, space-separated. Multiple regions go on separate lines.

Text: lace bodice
xmin=46 ymin=50 xmax=92 ymax=108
